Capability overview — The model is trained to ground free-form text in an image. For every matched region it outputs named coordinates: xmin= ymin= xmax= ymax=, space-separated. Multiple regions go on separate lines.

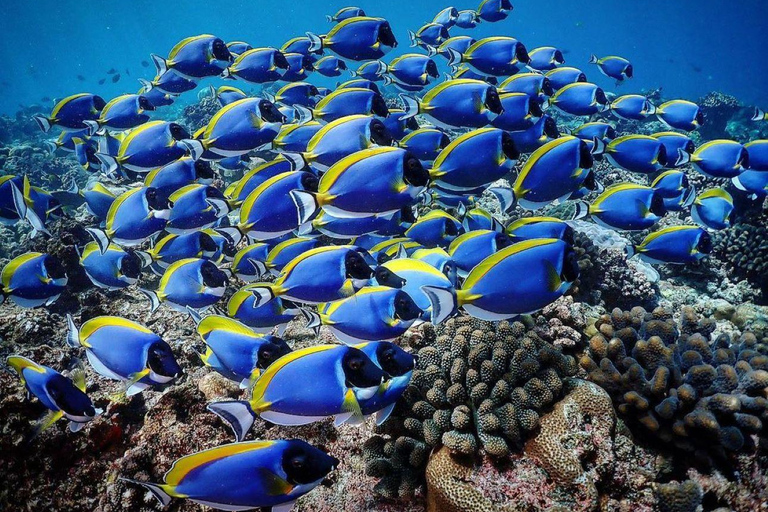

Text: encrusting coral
xmin=364 ymin=311 xmax=580 ymax=499
xmin=581 ymin=305 xmax=768 ymax=464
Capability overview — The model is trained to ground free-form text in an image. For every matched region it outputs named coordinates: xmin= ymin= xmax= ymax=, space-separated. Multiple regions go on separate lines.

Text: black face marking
xmin=374 ymin=266 xmax=405 ymax=288
xmin=344 ymin=250 xmax=373 ymax=279
xmin=369 ymin=119 xmax=393 ymax=146
xmin=212 ymin=38 xmax=233 ymax=62
xmin=543 ymin=116 xmax=560 ymax=139
xmin=200 ymin=260 xmax=228 ymax=288
xmin=281 ymin=440 xmax=338 ymax=485
xmin=342 ymin=348 xmax=386 ymax=387
xmin=147 ymin=342 xmax=181 ymax=378
xmin=195 ymin=160 xmax=214 ymax=180
xmin=698 ymin=231 xmax=713 ymax=254
xmin=501 ymin=132 xmax=520 ymax=160
xmin=145 ymin=187 xmax=170 ymax=210
xmin=515 ymin=43 xmax=530 ymax=64
xmin=402 ymin=153 xmax=429 ymax=187
xmin=138 ymin=95 xmax=155 ymax=111
xmin=375 ymin=343 xmax=415 ymax=376
xmin=485 ymin=87 xmax=503 ymax=115
xmin=594 ymin=88 xmax=608 ymax=105
xmin=258 ymin=99 xmax=286 ymax=123
xmin=120 ymin=252 xmax=142 ymax=279
xmin=656 ymin=144 xmax=668 ymax=167
xmin=169 ymin=123 xmax=190 ymax=141
xmin=426 ymin=60 xmax=439 ymax=79
xmin=578 ymin=140 xmax=594 ymax=169
xmin=562 ymin=247 xmax=580 ymax=282
xmin=371 ymin=94 xmax=389 ymax=117
xmin=650 ymin=191 xmax=667 ymax=217
xmin=378 ymin=22 xmax=397 ymax=48
xmin=541 ymin=77 xmax=554 ymax=96
xmin=300 ymin=172 xmax=319 ymax=192
xmin=393 ymin=290 xmax=422 ymax=321
xmin=43 ymin=255 xmax=66 ymax=279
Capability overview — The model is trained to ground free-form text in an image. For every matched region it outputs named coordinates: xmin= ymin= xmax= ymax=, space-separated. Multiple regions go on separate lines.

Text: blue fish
xmin=405 ymin=210 xmax=463 ymax=248
xmin=491 ymin=135 xmax=599 ymax=210
xmin=281 ymin=52 xmax=315 ymax=82
xmin=571 ymin=122 xmax=616 ymax=143
xmin=401 ymin=79 xmax=504 ymax=129
xmin=1 ymin=252 xmax=67 ymax=308
xmin=447 ymin=37 xmax=530 ymax=76
xmin=628 ymin=226 xmax=712 ymax=265
xmin=237 ymin=171 xmax=318 ymax=240
xmin=139 ymin=70 xmax=198 ymax=95
xmin=182 ymin=98 xmax=283 ymax=160
xmin=477 ymin=0 xmax=513 ymax=22
xmin=430 ymin=128 xmax=518 ymax=193
xmin=223 ymin=47 xmax=289 ymax=83
xmin=167 ymin=184 xmax=230 ymax=234
xmin=98 ymin=121 xmax=190 ymax=175
xmin=311 ymin=209 xmax=408 ymax=239
xmin=528 ymin=46 xmax=565 ymax=71
xmin=228 ymin=286 xmax=303 ymax=335
xmin=88 ymin=187 xmax=170 ymax=250
xmin=123 ymin=440 xmax=337 ymax=510
xmin=547 ymin=82 xmax=609 ymax=116
xmin=431 ymin=36 xmax=476 ymax=59
xmin=66 ymin=315 xmax=180 ymax=395
xmin=81 ymin=182 xmax=116 ymax=225
xmin=424 ymin=238 xmax=579 ymax=321
xmin=232 ymin=243 xmax=271 ymax=282
xmin=655 ymin=100 xmax=704 ymax=131
xmin=78 ymin=242 xmax=144 ymax=290
xmin=85 ymin=94 xmax=153 ymax=134
xmin=603 ymin=135 xmax=669 ymax=174
xmin=275 ymin=82 xmax=319 ymax=107
xmin=141 ymin=258 xmax=228 ymax=312
xmin=281 ymin=36 xmax=324 ymax=58
xmin=411 ymin=247 xmax=459 ymax=286
xmin=314 ymin=55 xmax=347 ymax=77
xmin=208 ymin=344 xmax=388 ymax=434
xmin=308 ymin=17 xmax=397 ymax=61
xmin=491 ymin=92 xmax=543 ymax=131
xmin=609 ymin=94 xmax=655 ymax=121
xmin=383 ymin=54 xmax=438 ymax=88
xmin=573 ymin=183 xmax=667 ymax=231
xmin=196 ymin=314 xmax=291 ymax=387
xmin=676 ymin=139 xmax=749 ymax=178
xmin=433 ymin=7 xmax=459 ymax=28
xmin=398 ymin=127 xmax=450 ymax=162
xmin=733 ymin=140 xmax=768 ymax=198
xmin=295 ymin=87 xmax=389 ymax=124
xmin=505 ymin=217 xmax=574 ymax=243
xmin=225 ymin=155 xmax=300 ymax=206
xmin=144 ymin=157 xmax=215 ymax=197
xmin=589 ymin=54 xmax=633 ymax=81
xmin=247 ymin=245 xmax=373 ymax=307
xmin=356 ymin=342 xmax=415 ymax=423
xmin=352 ymin=60 xmax=388 ymax=81
xmin=262 ymin=236 xmax=322 ymax=276
xmin=291 ymin=147 xmax=429 ymax=221
xmin=146 ymin=230 xmax=223 ymax=271
xmin=336 ymin=78 xmax=381 ymax=93
xmin=498 ymin=72 xmax=554 ymax=102
xmin=380 ymin=109 xmax=419 ymax=140
xmin=152 ymin=34 xmax=233 ymax=80
xmin=6 ymin=356 xmax=100 ymax=434
xmin=691 ymin=188 xmax=735 ymax=230
xmin=455 ymin=9 xmax=480 ymax=28
xmin=545 ymin=66 xmax=587 ymax=91
xmin=308 ymin=286 xmax=424 ymax=344
xmin=211 ymin=85 xmax=248 ymax=107
xmin=226 ymin=41 xmax=253 ymax=56
xmin=509 ymin=114 xmax=560 ymax=153
xmin=33 ymin=93 xmax=106 ymax=133
xmin=410 ymin=23 xmax=449 ymax=50
xmin=462 ymin=206 xmax=503 ymax=232
xmin=651 ymin=132 xmax=695 ymax=168
xmin=290 ymin=114 xmax=392 ymax=171
xmin=651 ymin=169 xmax=694 ymax=199
xmin=327 ymin=6 xmax=366 ymax=22
xmin=448 ymin=229 xmax=513 ymax=277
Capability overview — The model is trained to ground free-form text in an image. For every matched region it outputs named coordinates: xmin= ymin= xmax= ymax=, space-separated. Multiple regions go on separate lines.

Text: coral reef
xmin=364 ymin=312 xmax=580 ymax=498
xmin=581 ymin=305 xmax=768 ymax=464
xmin=697 ymin=91 xmax=742 ymax=141
xmin=571 ymin=228 xmax=659 ymax=310
xmin=713 ymin=210 xmax=768 ymax=303
xmin=178 ymin=95 xmax=219 ymax=133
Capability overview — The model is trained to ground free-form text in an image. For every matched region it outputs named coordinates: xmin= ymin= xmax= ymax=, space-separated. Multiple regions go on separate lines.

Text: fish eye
xmin=684 ymin=140 xmax=695 ymax=154
xmin=625 ymin=64 xmax=634 ymax=78
xmin=426 ymin=60 xmax=439 ymax=78
xmin=348 ymin=356 xmax=364 ymax=371
xmin=200 ymin=232 xmax=218 ymax=252
xmin=44 ymin=255 xmax=66 ymax=279
xmin=595 ymin=88 xmax=608 ymax=105
xmin=656 ymin=144 xmax=668 ymax=167
xmin=301 ymin=173 xmax=319 ymax=192
xmin=501 ymin=132 xmax=520 ymax=160
xmin=578 ymin=141 xmax=595 ymax=169
xmin=371 ymin=94 xmax=389 ymax=118
xmin=291 ymin=456 xmax=305 ymax=468
xmin=739 ymin=148 xmax=750 ymax=169
xmin=302 ymin=55 xmax=314 ymax=71
xmin=541 ymin=77 xmax=554 ymax=96
xmin=139 ymin=95 xmax=155 ymax=111
xmin=554 ymin=49 xmax=565 ymax=64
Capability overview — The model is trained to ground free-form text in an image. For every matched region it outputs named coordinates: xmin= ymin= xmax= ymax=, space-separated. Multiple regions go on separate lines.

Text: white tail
xmin=247 ymin=258 xmax=268 ymax=278
xmin=399 ymin=94 xmax=420 ymax=120
xmin=751 ymin=107 xmax=765 ymax=122
xmin=179 ymin=139 xmax=205 ymax=161
xmin=86 ymin=227 xmax=111 ymax=255
xmin=120 ymin=478 xmax=172 ymax=508
xmin=407 ymin=30 xmax=418 ymax=47
xmin=591 ymin=136 xmax=606 ymax=156
xmin=95 ymin=153 xmax=119 ymax=177
xmin=293 ymin=105 xmax=313 ymax=125
xmin=421 ymin=285 xmax=457 ymax=325
xmin=301 ymin=308 xmax=322 ymax=333
xmin=572 ymin=200 xmax=590 ymax=220
xmin=446 ymin=48 xmax=463 ymax=71
xmin=138 ymin=78 xmax=153 ymax=93
xmin=139 ymin=288 xmax=161 ymax=313
xmin=207 ymin=400 xmax=256 ymax=442
xmin=83 ymin=120 xmax=102 ymax=137
xmin=488 ymin=186 xmax=517 ymax=212
xmin=150 ymin=54 xmax=168 ymax=76
xmin=43 ymin=140 xmax=58 ymax=155
xmin=625 ymin=244 xmax=636 ymax=259
xmin=32 ymin=115 xmax=51 ymax=133
xmin=589 ymin=54 xmax=598 ymax=64
xmin=134 ymin=250 xmax=153 ymax=268
xmin=66 ymin=314 xmax=80 ymax=348
xmin=281 ymin=151 xmax=307 ymax=171
xmin=675 ymin=148 xmax=691 ymax=167
xmin=306 ymin=32 xmax=323 ymax=53
xmin=682 ymin=185 xmax=697 ymax=208
xmin=289 ymin=189 xmax=320 ymax=225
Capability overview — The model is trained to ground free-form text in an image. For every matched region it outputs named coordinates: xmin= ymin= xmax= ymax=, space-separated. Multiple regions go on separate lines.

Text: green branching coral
xmin=364 ymin=312 xmax=579 ymax=498
xmin=581 ymin=306 xmax=768 ymax=463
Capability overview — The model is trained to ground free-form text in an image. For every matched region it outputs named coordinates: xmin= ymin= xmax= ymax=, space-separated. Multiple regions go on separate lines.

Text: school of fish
xmin=3 ymin=1 xmax=768 ymax=510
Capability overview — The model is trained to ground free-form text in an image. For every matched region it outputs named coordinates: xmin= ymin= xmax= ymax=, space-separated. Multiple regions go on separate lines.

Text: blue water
xmin=1 ymin=0 xmax=766 ymax=115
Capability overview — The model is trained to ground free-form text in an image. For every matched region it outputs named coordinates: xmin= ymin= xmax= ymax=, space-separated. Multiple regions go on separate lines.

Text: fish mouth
xmin=153 ymin=209 xmax=171 ymax=220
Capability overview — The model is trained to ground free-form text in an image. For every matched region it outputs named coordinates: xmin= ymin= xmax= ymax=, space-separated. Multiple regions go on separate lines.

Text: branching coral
xmin=581 ymin=306 xmax=768 ymax=464
xmin=364 ymin=313 xmax=579 ymax=498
